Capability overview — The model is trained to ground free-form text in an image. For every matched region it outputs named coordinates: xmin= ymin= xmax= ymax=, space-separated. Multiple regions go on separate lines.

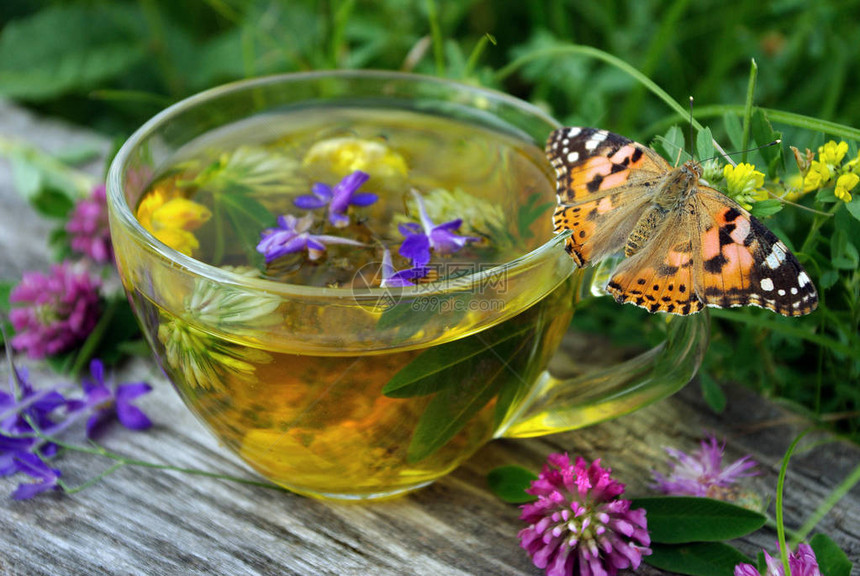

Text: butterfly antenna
xmin=689 ymin=96 xmax=695 ymax=159
xmin=702 ymin=139 xmax=782 ymax=164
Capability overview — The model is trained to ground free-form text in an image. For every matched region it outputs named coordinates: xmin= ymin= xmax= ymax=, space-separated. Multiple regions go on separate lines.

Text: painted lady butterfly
xmin=547 ymin=127 xmax=818 ymax=316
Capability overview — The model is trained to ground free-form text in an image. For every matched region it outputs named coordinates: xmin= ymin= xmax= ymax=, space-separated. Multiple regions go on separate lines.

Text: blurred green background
xmin=2 ymin=0 xmax=858 ymax=138
xmin=2 ymin=0 xmax=859 ymax=439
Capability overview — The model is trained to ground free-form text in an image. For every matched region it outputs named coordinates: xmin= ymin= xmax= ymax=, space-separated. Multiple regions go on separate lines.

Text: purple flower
xmin=398 ymin=190 xmax=479 ymax=267
xmin=379 ymin=248 xmax=428 ymax=288
xmin=518 ymin=453 xmax=651 ymax=576
xmin=256 ymin=213 xmax=364 ymax=263
xmin=1 ymin=366 xmax=65 ymax=477
xmin=10 ymin=452 xmax=62 ymax=500
xmin=66 ymin=184 xmax=114 ymax=264
xmin=9 ymin=262 xmax=102 ymax=359
xmin=651 ymin=434 xmax=758 ymax=498
xmin=293 ymin=170 xmax=377 ymax=228
xmin=66 ymin=359 xmax=152 ymax=439
xmin=734 ymin=543 xmax=821 ymax=576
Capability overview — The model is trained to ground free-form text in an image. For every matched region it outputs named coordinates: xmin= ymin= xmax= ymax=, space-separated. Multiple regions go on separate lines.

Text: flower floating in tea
xmin=379 ymin=248 xmax=428 ymax=288
xmin=394 ymin=187 xmax=508 ymax=240
xmin=398 ymin=190 xmax=480 ymax=268
xmin=136 ymin=189 xmax=212 ymax=256
xmin=303 ymin=136 xmax=408 ymax=180
xmin=257 ymin=213 xmax=365 ymax=263
xmin=189 ymin=145 xmax=305 ymax=197
xmin=156 ymin=267 xmax=278 ymax=391
xmin=294 ymin=170 xmax=378 ymax=228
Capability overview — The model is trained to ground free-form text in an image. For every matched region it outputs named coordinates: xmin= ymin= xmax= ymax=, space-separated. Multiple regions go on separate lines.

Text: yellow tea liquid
xmin=127 ymin=107 xmax=573 ymax=498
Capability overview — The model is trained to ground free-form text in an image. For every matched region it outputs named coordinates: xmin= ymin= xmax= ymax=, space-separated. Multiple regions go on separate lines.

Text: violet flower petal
xmin=398 ymin=234 xmax=431 ymax=268
xmin=349 ymin=192 xmax=379 ymax=207
xmin=116 ymin=403 xmax=152 ymax=431
xmin=10 ymin=452 xmax=61 ymax=500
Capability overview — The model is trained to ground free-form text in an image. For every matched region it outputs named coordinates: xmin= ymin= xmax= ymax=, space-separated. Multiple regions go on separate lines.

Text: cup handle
xmin=495 ymin=308 xmax=710 ymax=439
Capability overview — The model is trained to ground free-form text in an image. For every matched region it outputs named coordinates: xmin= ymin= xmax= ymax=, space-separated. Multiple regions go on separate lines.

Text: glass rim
xmin=106 ymin=69 xmax=570 ymax=299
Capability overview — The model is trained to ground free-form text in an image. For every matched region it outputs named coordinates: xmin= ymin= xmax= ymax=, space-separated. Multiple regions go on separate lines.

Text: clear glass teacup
xmin=106 ymin=71 xmax=708 ymax=500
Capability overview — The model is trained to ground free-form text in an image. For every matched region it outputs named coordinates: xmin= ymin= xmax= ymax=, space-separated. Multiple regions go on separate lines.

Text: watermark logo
xmin=350 ymin=261 xmax=509 ymax=312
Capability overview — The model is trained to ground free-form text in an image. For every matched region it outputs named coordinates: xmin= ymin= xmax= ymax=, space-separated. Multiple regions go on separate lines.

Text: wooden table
xmin=1 ymin=99 xmax=858 ymax=575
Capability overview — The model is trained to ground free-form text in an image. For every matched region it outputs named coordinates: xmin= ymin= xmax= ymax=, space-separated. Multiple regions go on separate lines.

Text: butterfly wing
xmin=547 ymin=127 xmax=671 ymax=266
xmin=605 ymin=184 xmax=818 ymax=316
xmin=605 ymin=198 xmax=706 ymax=315
xmin=691 ymin=187 xmax=818 ymax=316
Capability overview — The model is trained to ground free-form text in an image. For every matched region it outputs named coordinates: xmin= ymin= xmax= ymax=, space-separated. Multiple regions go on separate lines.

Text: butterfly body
xmin=547 ymin=127 xmax=818 ymax=316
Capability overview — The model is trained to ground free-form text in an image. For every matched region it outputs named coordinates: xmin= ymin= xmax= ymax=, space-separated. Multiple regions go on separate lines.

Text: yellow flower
xmin=803 ymin=160 xmax=832 ymax=192
xmin=835 ymin=172 xmax=859 ymax=203
xmin=303 ymin=137 xmax=408 ymax=180
xmin=818 ymin=140 xmax=849 ymax=166
xmin=136 ymin=189 xmax=212 ymax=256
xmin=723 ymin=163 xmax=767 ymax=210
xmin=782 ymin=173 xmax=807 ymax=201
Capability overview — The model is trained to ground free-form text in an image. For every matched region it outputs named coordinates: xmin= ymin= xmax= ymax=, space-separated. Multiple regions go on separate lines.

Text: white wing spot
xmin=797 ymin=271 xmax=810 ymax=287
xmin=760 ymin=278 xmax=774 ymax=292
xmin=778 ymin=289 xmax=786 ymax=296
xmin=567 ymin=151 xmax=580 ymax=163
xmin=764 ymin=244 xmax=787 ymax=269
xmin=565 ymin=127 xmax=582 ymax=137
xmin=790 ymin=287 xmax=798 ymax=295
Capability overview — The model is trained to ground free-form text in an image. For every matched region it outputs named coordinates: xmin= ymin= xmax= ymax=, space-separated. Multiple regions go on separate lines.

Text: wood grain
xmin=1 ymin=100 xmax=858 ymax=575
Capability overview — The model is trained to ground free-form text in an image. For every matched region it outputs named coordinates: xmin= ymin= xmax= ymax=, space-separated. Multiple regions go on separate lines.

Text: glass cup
xmin=106 ymin=71 xmax=709 ymax=500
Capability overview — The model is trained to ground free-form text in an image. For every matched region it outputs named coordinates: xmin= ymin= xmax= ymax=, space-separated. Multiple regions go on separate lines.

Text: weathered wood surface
xmin=1 ymin=100 xmax=858 ymax=576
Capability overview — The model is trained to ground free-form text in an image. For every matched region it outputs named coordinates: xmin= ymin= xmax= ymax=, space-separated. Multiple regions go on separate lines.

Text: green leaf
xmin=0 ymin=281 xmax=12 ymax=313
xmin=632 ymin=497 xmax=767 ymax=543
xmin=0 ymin=5 xmax=147 ymax=100
xmin=218 ymin=191 xmax=276 ymax=267
xmin=699 ymin=372 xmax=726 ymax=413
xmin=819 ymin=269 xmax=840 ymax=290
xmin=724 ymin=113 xmax=744 ymax=152
xmin=0 ymin=281 xmax=12 ymax=346
xmin=516 ymin=191 xmax=554 ymax=241
xmin=383 ymin=324 xmax=532 ymax=397
xmin=696 ymin=127 xmax=716 ymax=162
xmin=30 ymin=186 xmax=75 ymax=219
xmin=809 ymin=533 xmax=853 ymax=576
xmin=406 ymin=331 xmax=532 ymax=462
xmin=646 ymin=542 xmax=752 ymax=576
xmin=831 ymin=229 xmax=859 ymax=270
xmin=751 ymin=108 xmax=783 ymax=177
xmin=654 ymin=126 xmax=687 ymax=164
xmin=486 ymin=466 xmax=538 ymax=503
xmin=91 ymin=298 xmax=142 ymax=366
xmin=750 ymin=199 xmax=784 ymax=219
xmin=816 ymin=187 xmax=839 ymax=204
xmin=845 ymin=195 xmax=860 ymax=222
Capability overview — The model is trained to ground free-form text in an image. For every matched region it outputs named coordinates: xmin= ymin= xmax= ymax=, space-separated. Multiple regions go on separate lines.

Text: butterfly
xmin=546 ymin=127 xmax=818 ymax=316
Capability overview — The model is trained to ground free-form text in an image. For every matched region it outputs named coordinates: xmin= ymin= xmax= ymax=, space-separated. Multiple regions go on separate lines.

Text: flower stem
xmin=69 ymin=296 xmax=121 ymax=377
xmin=776 ymin=431 xmax=809 ymax=573
xmin=424 ymin=0 xmax=445 ymax=76
xmin=741 ymin=58 xmax=758 ymax=164
xmin=26 ymin=422 xmax=286 ymax=493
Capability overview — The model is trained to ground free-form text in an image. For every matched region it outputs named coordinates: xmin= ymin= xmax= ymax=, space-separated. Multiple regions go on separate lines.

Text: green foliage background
xmin=1 ymin=0 xmax=858 ymax=439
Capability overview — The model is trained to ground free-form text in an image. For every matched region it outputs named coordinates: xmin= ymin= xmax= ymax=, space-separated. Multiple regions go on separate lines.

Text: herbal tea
xmin=125 ymin=106 xmax=575 ymax=497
